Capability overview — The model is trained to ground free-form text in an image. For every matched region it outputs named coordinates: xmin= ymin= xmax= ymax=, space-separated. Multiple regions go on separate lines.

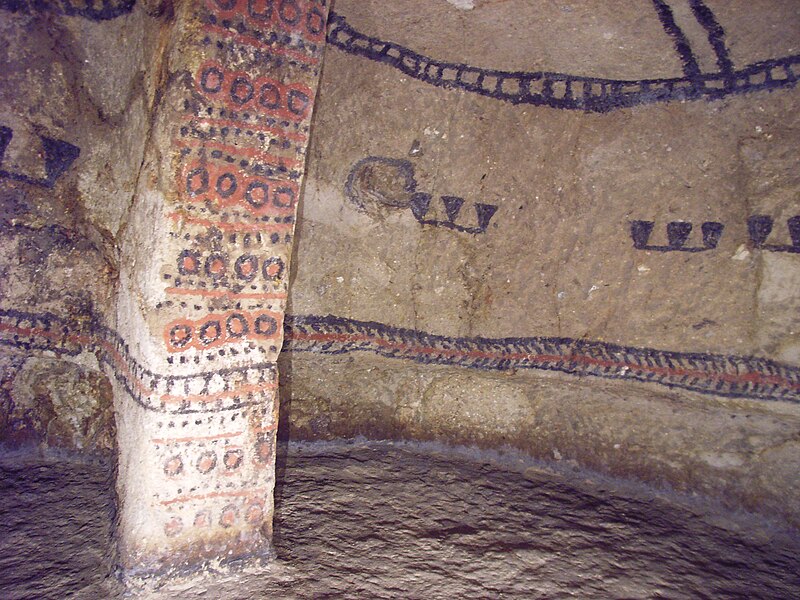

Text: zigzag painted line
xmin=326 ymin=12 xmax=800 ymax=113
xmin=0 ymin=308 xmax=276 ymax=415
xmin=282 ymin=314 xmax=800 ymax=404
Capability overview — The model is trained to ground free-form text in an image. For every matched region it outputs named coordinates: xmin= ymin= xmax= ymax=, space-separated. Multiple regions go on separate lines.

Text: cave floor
xmin=2 ymin=441 xmax=800 ymax=599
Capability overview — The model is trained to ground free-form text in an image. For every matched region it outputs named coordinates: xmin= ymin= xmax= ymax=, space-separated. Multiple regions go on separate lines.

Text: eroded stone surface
xmin=2 ymin=442 xmax=800 ymax=599
xmin=0 ymin=1 xmax=163 ymax=458
xmin=1 ymin=0 xmax=187 ymax=577
xmin=0 ymin=453 xmax=120 ymax=600
xmin=3 ymin=356 xmax=115 ymax=452
xmin=279 ymin=352 xmax=800 ymax=527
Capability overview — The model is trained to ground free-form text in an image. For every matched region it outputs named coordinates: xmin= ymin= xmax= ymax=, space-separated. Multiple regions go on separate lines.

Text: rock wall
xmin=0 ymin=0 xmax=163 ymax=454
xmin=1 ymin=0 xmax=800 ymax=580
xmin=280 ymin=0 xmax=800 ymax=526
xmin=0 ymin=0 xmax=328 ymax=581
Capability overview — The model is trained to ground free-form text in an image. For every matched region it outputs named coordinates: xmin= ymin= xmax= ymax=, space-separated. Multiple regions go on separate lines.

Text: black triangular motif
xmin=40 ymin=136 xmax=80 ymax=188
xmin=701 ymin=222 xmax=724 ymax=248
xmin=747 ymin=215 xmax=773 ymax=246
xmin=409 ymin=192 xmax=432 ymax=220
xmin=0 ymin=127 xmax=80 ymax=188
xmin=441 ymin=195 xmax=464 ymax=222
xmin=0 ymin=126 xmax=12 ymax=163
xmin=630 ymin=220 xmax=654 ymax=249
xmin=474 ymin=203 xmax=498 ymax=231
xmin=666 ymin=221 xmax=692 ymax=248
xmin=787 ymin=216 xmax=800 ymax=248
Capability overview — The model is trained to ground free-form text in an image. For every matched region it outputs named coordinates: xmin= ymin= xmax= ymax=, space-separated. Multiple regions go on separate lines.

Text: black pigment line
xmin=688 ymin=0 xmax=735 ymax=76
xmin=651 ymin=0 xmax=702 ymax=78
xmin=3 ymin=307 xmax=800 ymax=407
xmin=0 ymin=128 xmax=80 ymax=189
xmin=282 ymin=314 xmax=800 ymax=404
xmin=0 ymin=308 xmax=276 ymax=415
xmin=325 ymin=12 xmax=800 ymax=113
xmin=0 ymin=0 xmax=136 ymax=21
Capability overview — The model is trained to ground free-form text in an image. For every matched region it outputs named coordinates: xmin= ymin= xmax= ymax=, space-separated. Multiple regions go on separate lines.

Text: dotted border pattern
xmin=0 ymin=0 xmax=136 ymax=21
xmin=0 ymin=308 xmax=276 ymax=414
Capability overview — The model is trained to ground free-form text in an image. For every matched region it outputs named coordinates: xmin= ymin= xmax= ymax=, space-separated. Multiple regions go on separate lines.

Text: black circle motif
xmin=231 ymin=77 xmax=255 ymax=105
xmin=247 ymin=0 xmax=272 ymax=21
xmin=258 ymin=83 xmax=281 ymax=109
xmin=254 ymin=314 xmax=278 ymax=336
xmin=177 ymin=249 xmax=202 ymax=275
xmin=234 ymin=254 xmax=259 ymax=281
xmin=307 ymin=6 xmax=325 ymax=35
xmin=205 ymin=253 xmax=228 ymax=279
xmin=273 ymin=186 xmax=295 ymax=208
xmin=200 ymin=66 xmax=224 ymax=94
xmin=196 ymin=450 xmax=218 ymax=474
xmin=230 ymin=76 xmax=254 ymax=105
xmin=226 ymin=313 xmax=250 ymax=338
xmin=186 ymin=167 xmax=209 ymax=197
xmin=278 ymin=0 xmax=301 ymax=25
xmin=169 ymin=324 xmax=193 ymax=349
xmin=262 ymin=256 xmax=285 ymax=281
xmin=287 ymin=89 xmax=310 ymax=116
xmin=245 ymin=181 xmax=270 ymax=208
xmin=224 ymin=449 xmax=244 ymax=470
xmin=199 ymin=320 xmax=223 ymax=345
xmin=216 ymin=172 xmax=238 ymax=198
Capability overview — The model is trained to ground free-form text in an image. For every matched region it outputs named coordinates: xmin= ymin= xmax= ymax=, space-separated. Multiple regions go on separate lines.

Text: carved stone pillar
xmin=114 ymin=0 xmax=328 ymax=577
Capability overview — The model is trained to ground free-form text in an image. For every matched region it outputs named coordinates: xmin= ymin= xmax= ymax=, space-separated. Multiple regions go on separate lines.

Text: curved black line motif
xmin=0 ymin=0 xmax=136 ymax=21
xmin=0 ymin=308 xmax=276 ymax=414
xmin=344 ymin=156 xmax=498 ymax=234
xmin=688 ymin=0 xmax=734 ymax=76
xmin=652 ymin=0 xmax=701 ymax=78
xmin=283 ymin=314 xmax=800 ymax=404
xmin=326 ymin=11 xmax=800 ymax=113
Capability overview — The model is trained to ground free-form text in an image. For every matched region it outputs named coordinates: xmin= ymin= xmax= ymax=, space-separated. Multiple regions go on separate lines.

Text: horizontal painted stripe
xmin=0 ymin=308 xmax=277 ymax=415
xmin=2 ymin=308 xmax=798 ymax=406
xmin=282 ymin=314 xmax=800 ymax=403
